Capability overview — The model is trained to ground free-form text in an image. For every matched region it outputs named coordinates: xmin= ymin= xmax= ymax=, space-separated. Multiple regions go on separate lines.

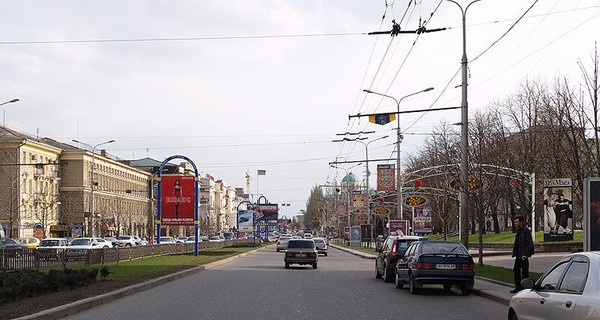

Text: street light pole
xmin=72 ymin=139 xmax=115 ymax=237
xmin=1 ymin=98 xmax=20 ymax=126
xmin=447 ymin=0 xmax=480 ymax=248
xmin=363 ymin=87 xmax=434 ymax=223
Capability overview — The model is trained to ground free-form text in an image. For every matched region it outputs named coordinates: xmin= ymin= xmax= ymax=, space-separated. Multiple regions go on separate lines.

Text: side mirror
xmin=520 ymin=278 xmax=535 ymax=289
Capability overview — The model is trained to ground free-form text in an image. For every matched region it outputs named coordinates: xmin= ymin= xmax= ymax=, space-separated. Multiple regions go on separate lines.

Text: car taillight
xmin=459 ymin=263 xmax=474 ymax=270
xmin=286 ymin=252 xmax=294 ymax=257
xmin=390 ymin=240 xmax=397 ymax=256
xmin=415 ymin=262 xmax=433 ymax=269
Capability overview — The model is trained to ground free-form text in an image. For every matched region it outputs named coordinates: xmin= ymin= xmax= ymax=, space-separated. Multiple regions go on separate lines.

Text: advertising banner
xmin=377 ymin=164 xmax=396 ymax=192
xmin=161 ymin=175 xmax=195 ymax=225
xmin=360 ymin=224 xmax=371 ymax=242
xmin=238 ymin=210 xmax=255 ymax=232
xmin=352 ymin=191 xmax=366 ymax=212
xmin=543 ymin=178 xmax=574 ymax=241
xmin=389 ymin=220 xmax=408 ymax=236
xmin=413 ymin=207 xmax=433 ymax=234
xmin=350 ymin=226 xmax=361 ymax=242
xmin=584 ymin=178 xmax=600 ymax=251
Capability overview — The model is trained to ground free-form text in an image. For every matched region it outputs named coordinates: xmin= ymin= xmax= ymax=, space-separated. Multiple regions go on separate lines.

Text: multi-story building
xmin=0 ymin=126 xmax=62 ymax=238
xmin=199 ymin=175 xmax=216 ymax=235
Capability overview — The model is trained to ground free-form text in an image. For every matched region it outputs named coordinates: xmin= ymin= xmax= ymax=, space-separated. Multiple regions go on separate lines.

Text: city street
xmin=63 ymin=247 xmax=507 ymax=320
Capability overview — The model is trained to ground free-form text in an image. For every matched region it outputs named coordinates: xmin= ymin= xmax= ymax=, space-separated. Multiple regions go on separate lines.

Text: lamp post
xmin=1 ymin=98 xmax=19 ymax=126
xmin=72 ymin=139 xmax=115 ymax=237
xmin=446 ymin=0 xmax=480 ymax=248
xmin=330 ymin=162 xmax=362 ymax=245
xmin=362 ymin=87 xmax=434 ymax=222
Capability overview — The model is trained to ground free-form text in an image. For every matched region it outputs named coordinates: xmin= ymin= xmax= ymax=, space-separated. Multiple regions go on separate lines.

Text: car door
xmin=377 ymin=239 xmax=391 ymax=274
xmin=516 ymin=258 xmax=576 ymax=320
xmin=396 ymin=243 xmax=415 ymax=282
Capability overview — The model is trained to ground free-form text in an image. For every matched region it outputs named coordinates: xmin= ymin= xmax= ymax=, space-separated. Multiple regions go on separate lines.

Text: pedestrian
xmin=511 ymin=215 xmax=534 ymax=293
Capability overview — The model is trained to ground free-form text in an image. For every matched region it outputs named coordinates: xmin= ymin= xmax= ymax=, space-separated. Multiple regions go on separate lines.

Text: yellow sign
xmin=369 ymin=113 xmax=396 ymax=125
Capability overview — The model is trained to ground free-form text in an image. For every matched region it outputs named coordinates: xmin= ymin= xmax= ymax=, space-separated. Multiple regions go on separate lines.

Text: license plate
xmin=436 ymin=264 xmax=456 ymax=269
xmin=295 ymin=254 xmax=306 ymax=258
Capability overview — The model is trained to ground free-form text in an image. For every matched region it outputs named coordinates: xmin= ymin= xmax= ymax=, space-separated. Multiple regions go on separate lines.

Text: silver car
xmin=508 ymin=251 xmax=600 ymax=320
xmin=276 ymin=236 xmax=293 ymax=252
xmin=312 ymin=237 xmax=328 ymax=256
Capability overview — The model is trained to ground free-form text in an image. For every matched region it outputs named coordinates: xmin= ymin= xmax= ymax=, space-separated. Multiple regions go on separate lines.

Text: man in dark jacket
xmin=511 ymin=215 xmax=535 ymax=293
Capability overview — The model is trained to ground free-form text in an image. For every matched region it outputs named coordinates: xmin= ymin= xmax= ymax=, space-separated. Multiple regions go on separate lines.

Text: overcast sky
xmin=1 ymin=1 xmax=599 ymax=218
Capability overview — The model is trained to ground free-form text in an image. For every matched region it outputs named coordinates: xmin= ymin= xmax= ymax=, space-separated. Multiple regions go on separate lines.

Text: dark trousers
xmin=513 ymin=257 xmax=530 ymax=288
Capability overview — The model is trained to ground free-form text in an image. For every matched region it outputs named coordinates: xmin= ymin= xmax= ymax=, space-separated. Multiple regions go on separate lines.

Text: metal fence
xmin=0 ymin=239 xmax=254 ymax=271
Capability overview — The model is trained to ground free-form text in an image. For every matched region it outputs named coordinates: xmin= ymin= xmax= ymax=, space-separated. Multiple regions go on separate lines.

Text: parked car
xmin=176 ymin=237 xmax=187 ymax=243
xmin=276 ymin=235 xmax=293 ymax=252
xmin=508 ymin=251 xmax=600 ymax=320
xmin=208 ymin=236 xmax=223 ymax=243
xmin=94 ymin=237 xmax=113 ymax=249
xmin=134 ymin=236 xmax=148 ymax=245
xmin=103 ymin=237 xmax=119 ymax=247
xmin=312 ymin=237 xmax=328 ymax=256
xmin=284 ymin=239 xmax=318 ymax=269
xmin=116 ymin=235 xmax=137 ymax=247
xmin=0 ymin=238 xmax=29 ymax=257
xmin=184 ymin=236 xmax=196 ymax=244
xmin=394 ymin=240 xmax=475 ymax=295
xmin=66 ymin=237 xmax=101 ymax=260
xmin=17 ymin=237 xmax=41 ymax=249
xmin=36 ymin=238 xmax=70 ymax=260
xmin=159 ymin=236 xmax=177 ymax=244
xmin=375 ymin=235 xmax=427 ymax=282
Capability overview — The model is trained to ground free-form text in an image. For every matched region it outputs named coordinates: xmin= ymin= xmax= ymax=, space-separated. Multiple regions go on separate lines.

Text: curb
xmin=329 ymin=244 xmax=376 ymax=259
xmin=15 ymin=245 xmax=269 ymax=320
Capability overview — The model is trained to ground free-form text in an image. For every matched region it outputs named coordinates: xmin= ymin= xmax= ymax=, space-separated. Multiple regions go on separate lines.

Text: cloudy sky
xmin=1 ymin=1 xmax=598 ymax=218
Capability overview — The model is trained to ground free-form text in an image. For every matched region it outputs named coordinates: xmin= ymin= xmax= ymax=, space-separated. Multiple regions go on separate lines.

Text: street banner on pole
xmin=377 ymin=164 xmax=396 ymax=192
xmin=389 ymin=220 xmax=408 ymax=236
xmin=369 ymin=113 xmax=396 ymax=125
xmin=161 ymin=175 xmax=195 ymax=225
xmin=413 ymin=207 xmax=432 ymax=234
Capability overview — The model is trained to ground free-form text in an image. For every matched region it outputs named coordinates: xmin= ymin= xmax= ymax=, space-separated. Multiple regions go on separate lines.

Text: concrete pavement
xmin=329 ymin=243 xmax=570 ymax=305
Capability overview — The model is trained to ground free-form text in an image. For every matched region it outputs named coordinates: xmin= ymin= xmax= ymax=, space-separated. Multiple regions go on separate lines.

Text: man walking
xmin=511 ymin=215 xmax=534 ymax=293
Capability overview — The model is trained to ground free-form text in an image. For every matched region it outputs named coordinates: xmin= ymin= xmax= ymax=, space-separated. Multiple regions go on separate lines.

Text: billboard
xmin=377 ymin=164 xmax=396 ymax=191
xmin=161 ymin=175 xmax=195 ymax=225
xmin=389 ymin=220 xmax=408 ymax=236
xmin=238 ymin=210 xmax=255 ymax=232
xmin=360 ymin=224 xmax=372 ymax=242
xmin=584 ymin=178 xmax=600 ymax=251
xmin=413 ymin=207 xmax=433 ymax=234
xmin=543 ymin=178 xmax=574 ymax=241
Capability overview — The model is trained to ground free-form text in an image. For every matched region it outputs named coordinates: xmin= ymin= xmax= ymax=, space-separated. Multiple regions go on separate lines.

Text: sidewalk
xmin=330 ymin=243 xmax=516 ymax=305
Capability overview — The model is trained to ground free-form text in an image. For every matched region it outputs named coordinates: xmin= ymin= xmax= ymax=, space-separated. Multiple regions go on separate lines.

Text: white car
xmin=116 ymin=235 xmax=137 ymax=247
xmin=66 ymin=237 xmax=101 ymax=260
xmin=508 ymin=251 xmax=600 ymax=320
xmin=159 ymin=236 xmax=177 ymax=244
xmin=94 ymin=237 xmax=113 ymax=249
xmin=36 ymin=238 xmax=70 ymax=260
xmin=208 ymin=236 xmax=223 ymax=243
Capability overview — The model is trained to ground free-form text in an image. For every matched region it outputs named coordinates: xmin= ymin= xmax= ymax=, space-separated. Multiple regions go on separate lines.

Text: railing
xmin=0 ymin=239 xmax=254 ymax=271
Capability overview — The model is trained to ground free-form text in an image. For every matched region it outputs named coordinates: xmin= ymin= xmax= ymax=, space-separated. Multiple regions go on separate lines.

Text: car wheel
xmin=312 ymin=262 xmax=318 ymax=269
xmin=443 ymin=284 xmax=452 ymax=292
xmin=285 ymin=262 xmax=290 ymax=269
xmin=409 ymin=275 xmax=420 ymax=294
xmin=460 ymin=285 xmax=471 ymax=296
xmin=125 ymin=243 xmax=132 ymax=247
xmin=395 ymin=274 xmax=404 ymax=289
xmin=383 ymin=265 xmax=393 ymax=283
xmin=510 ymin=312 xmax=518 ymax=320
xmin=375 ymin=263 xmax=383 ymax=279
xmin=276 ymin=248 xmax=280 ymax=252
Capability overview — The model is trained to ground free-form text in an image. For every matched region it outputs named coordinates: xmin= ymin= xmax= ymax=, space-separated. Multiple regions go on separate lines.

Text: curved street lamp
xmin=72 ymin=139 xmax=116 ymax=236
xmin=1 ymin=98 xmax=20 ymax=126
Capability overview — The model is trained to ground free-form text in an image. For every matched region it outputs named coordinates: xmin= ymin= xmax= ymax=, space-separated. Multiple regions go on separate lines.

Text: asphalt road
xmin=63 ymin=246 xmax=508 ymax=320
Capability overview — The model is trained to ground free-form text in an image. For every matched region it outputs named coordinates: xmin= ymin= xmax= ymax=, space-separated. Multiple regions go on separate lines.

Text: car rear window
xmin=313 ymin=239 xmax=325 ymax=244
xmin=287 ymin=240 xmax=315 ymax=249
xmin=421 ymin=242 xmax=468 ymax=254
xmin=41 ymin=240 xmax=60 ymax=246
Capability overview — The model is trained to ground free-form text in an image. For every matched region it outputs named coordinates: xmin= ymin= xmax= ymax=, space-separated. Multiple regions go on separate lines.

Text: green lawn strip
xmin=428 ymin=230 xmax=583 ymax=243
xmin=475 ymin=264 xmax=542 ymax=285
xmin=351 ymin=246 xmax=377 ymax=255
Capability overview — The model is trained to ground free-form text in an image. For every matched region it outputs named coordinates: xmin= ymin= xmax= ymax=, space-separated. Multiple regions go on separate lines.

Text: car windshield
xmin=71 ymin=239 xmax=91 ymax=246
xmin=117 ymin=236 xmax=130 ymax=240
xmin=40 ymin=240 xmax=61 ymax=246
xmin=287 ymin=240 xmax=314 ymax=249
xmin=421 ymin=242 xmax=468 ymax=255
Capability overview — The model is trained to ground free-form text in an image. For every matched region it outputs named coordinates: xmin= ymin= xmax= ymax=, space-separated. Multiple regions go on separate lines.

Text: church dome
xmin=342 ymin=172 xmax=359 ymax=183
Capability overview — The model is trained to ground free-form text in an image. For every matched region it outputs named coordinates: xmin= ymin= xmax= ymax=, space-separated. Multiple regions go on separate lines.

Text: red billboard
xmin=161 ymin=175 xmax=195 ymax=225
xmin=377 ymin=164 xmax=396 ymax=191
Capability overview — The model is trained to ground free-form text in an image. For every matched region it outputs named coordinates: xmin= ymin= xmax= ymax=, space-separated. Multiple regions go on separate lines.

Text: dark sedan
xmin=0 ymin=238 xmax=29 ymax=257
xmin=395 ymin=240 xmax=475 ymax=295
xmin=375 ymin=235 xmax=427 ymax=282
xmin=284 ymin=239 xmax=318 ymax=269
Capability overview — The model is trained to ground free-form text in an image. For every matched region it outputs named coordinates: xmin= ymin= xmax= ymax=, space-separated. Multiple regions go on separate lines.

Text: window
xmin=538 ymin=261 xmax=569 ymax=291
xmin=559 ymin=260 xmax=588 ymax=294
